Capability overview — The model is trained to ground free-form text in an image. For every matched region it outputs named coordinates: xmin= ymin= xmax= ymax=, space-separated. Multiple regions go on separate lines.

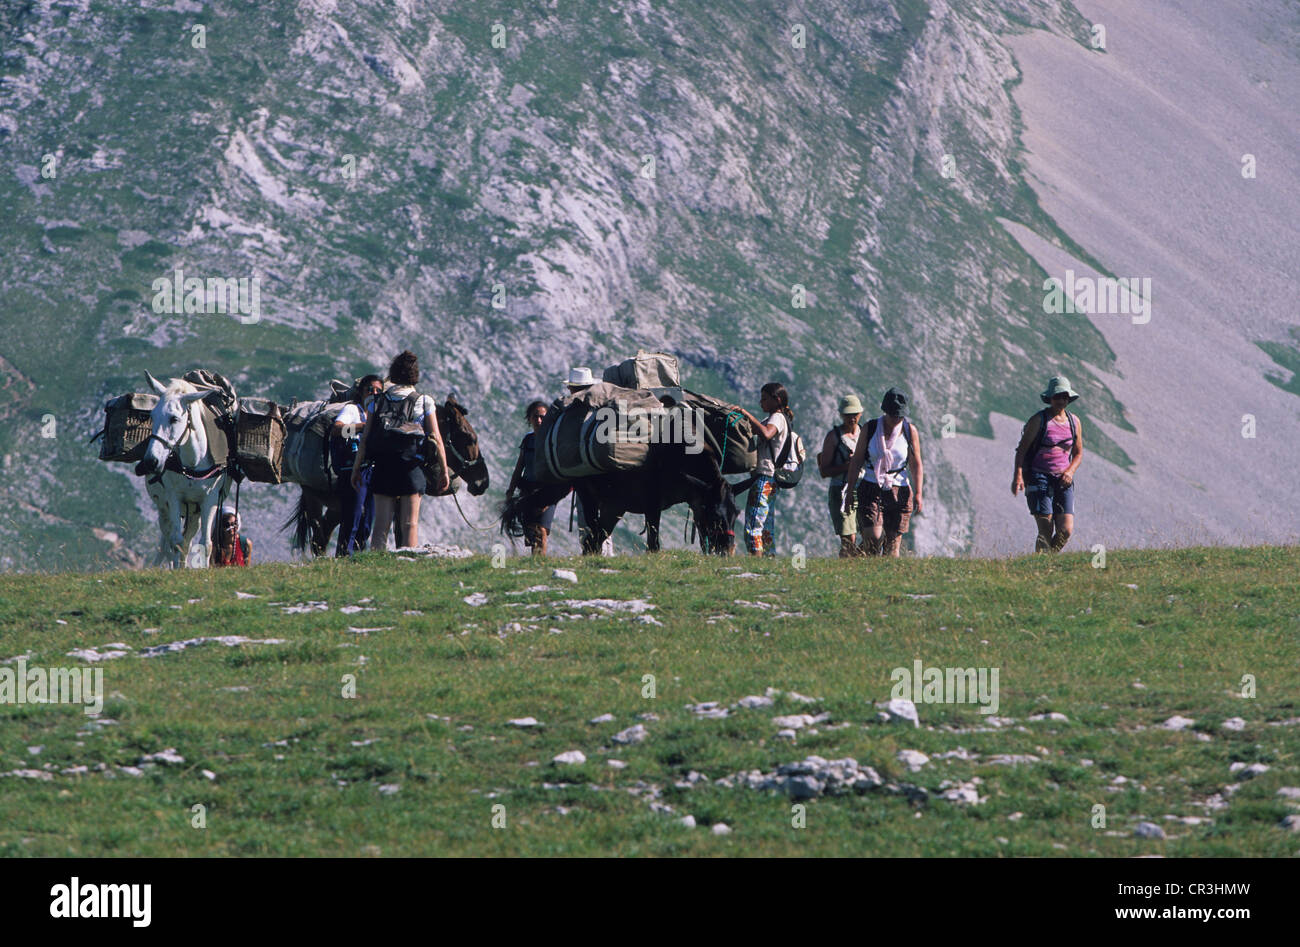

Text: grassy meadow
xmin=0 ymin=545 xmax=1297 ymax=856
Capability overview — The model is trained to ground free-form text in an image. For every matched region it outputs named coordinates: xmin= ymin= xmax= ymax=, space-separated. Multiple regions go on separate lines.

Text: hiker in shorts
xmin=1012 ymin=376 xmax=1084 ymax=553
xmin=331 ymin=374 xmax=382 ymax=556
xmin=352 ymin=350 xmax=449 ymax=550
xmin=507 ymin=400 xmax=565 ymax=556
xmin=738 ymin=382 xmax=793 ymax=557
xmin=844 ymin=387 xmax=924 ymax=557
xmin=210 ymin=504 xmax=252 ymax=567
xmin=818 ymin=394 xmax=865 ymax=557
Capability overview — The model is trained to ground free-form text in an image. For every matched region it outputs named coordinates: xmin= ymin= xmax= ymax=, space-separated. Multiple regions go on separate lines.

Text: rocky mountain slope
xmin=1 ymin=0 xmax=1294 ymax=570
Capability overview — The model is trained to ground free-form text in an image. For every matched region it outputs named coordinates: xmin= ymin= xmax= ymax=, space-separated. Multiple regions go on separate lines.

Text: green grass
xmin=1 ymin=546 xmax=1297 ymax=856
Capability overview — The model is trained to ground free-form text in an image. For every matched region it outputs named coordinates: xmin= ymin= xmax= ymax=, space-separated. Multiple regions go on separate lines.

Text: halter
xmin=142 ymin=401 xmax=224 ymax=484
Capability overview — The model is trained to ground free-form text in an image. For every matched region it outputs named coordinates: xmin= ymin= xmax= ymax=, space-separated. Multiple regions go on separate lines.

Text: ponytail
xmin=761 ymin=382 xmax=793 ymax=425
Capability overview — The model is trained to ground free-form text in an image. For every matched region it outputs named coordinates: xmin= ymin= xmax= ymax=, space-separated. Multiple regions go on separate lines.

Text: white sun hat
xmin=566 ymin=367 xmax=595 ymax=388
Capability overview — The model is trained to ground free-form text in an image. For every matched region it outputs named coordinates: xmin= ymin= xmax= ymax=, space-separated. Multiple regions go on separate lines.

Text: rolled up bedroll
xmin=281 ymin=400 xmax=346 ymax=493
xmin=534 ymin=382 xmax=665 ymax=482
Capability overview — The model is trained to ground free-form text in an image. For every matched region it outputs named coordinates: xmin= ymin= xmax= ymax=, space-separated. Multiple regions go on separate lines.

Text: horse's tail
xmin=281 ymin=489 xmax=314 ymax=554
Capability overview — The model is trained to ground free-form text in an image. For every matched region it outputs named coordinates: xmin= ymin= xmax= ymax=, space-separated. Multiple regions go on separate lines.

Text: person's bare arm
xmin=424 ymin=401 xmax=450 ymax=492
xmin=817 ymin=429 xmax=843 ymax=479
xmin=909 ymin=426 xmax=924 ymax=514
xmin=842 ymin=433 xmax=870 ymax=509
xmin=1012 ymin=414 xmax=1041 ymax=496
xmin=1061 ymin=418 xmax=1083 ymax=486
xmin=507 ymin=452 xmax=525 ymax=497
xmin=740 ymin=408 xmax=778 ymax=441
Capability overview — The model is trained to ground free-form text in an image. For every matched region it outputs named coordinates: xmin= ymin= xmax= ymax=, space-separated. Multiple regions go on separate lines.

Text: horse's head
xmin=683 ymin=472 xmax=739 ymax=555
xmin=136 ymin=371 xmax=207 ymax=478
xmin=439 ymin=394 xmax=490 ymax=496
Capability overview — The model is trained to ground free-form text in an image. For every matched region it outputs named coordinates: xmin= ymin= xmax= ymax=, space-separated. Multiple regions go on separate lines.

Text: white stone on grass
xmin=551 ymin=569 xmax=578 ymax=583
xmin=462 ymin=592 xmax=489 ymax=606
xmin=139 ymin=748 xmax=185 ymax=766
xmin=1161 ymin=715 xmax=1195 ymax=731
xmin=1229 ymin=762 xmax=1269 ymax=779
xmin=878 ymin=698 xmax=920 ymax=727
xmin=897 ymin=749 xmax=930 ymax=772
xmin=552 ymin=750 xmax=586 ymax=765
xmin=679 ymin=815 xmax=697 ymax=828
xmin=1220 ymin=717 xmax=1246 ymax=731
xmin=1028 ymin=712 xmax=1069 ymax=723
xmin=612 ymin=724 xmax=648 ymax=745
xmin=507 ymin=717 xmax=541 ymax=728
xmin=1134 ymin=821 xmax=1166 ymax=839
xmin=711 ymin=823 xmax=731 ymax=835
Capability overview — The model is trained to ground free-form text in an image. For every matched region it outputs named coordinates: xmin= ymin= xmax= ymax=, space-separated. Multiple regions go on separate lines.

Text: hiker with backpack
xmin=331 ymin=374 xmax=383 ymax=556
xmin=351 ymin=351 xmax=449 ymax=550
xmin=738 ymin=383 xmax=796 ymax=556
xmin=1012 ymin=376 xmax=1084 ymax=553
xmin=506 ymin=400 xmax=567 ymax=556
xmin=843 ymin=387 xmax=924 ymax=557
xmin=819 ymin=394 xmax=866 ymax=557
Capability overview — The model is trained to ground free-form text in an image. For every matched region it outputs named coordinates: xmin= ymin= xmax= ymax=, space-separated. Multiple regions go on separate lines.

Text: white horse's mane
xmin=160 ymin=378 xmax=201 ymax=397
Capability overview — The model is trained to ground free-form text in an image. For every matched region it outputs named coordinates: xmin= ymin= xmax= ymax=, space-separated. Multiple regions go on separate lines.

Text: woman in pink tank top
xmin=1012 ymin=376 xmax=1085 ymax=553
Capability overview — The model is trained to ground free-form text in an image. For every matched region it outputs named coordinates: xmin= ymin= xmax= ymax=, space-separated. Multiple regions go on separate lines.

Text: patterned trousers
xmin=744 ymin=476 xmax=778 ymax=556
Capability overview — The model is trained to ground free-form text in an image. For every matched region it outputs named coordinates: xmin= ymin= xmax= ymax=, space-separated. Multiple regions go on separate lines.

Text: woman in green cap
xmin=1012 ymin=376 xmax=1084 ymax=552
xmin=818 ymin=394 xmax=865 ymax=557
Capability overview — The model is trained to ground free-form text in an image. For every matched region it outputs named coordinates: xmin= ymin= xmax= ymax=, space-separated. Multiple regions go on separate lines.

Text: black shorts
xmin=370 ymin=457 xmax=425 ymax=497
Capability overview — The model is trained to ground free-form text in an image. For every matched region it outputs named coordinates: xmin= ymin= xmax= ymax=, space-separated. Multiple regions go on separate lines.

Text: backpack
xmin=367 ymin=391 xmax=427 ymax=462
xmin=772 ymin=419 xmax=807 ymax=489
xmin=1023 ymin=409 xmax=1077 ymax=472
xmin=330 ymin=426 xmax=360 ymax=475
xmin=863 ymin=417 xmax=914 ymax=479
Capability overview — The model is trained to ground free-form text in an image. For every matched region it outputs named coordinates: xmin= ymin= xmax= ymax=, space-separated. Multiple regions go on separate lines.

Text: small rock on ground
xmin=878 ymin=698 xmax=920 ymax=727
xmin=1134 ymin=821 xmax=1166 ymax=839
xmin=612 ymin=724 xmax=648 ymax=745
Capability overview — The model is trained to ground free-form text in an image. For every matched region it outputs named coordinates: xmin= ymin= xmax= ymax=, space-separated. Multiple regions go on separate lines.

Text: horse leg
xmin=575 ymin=486 xmax=601 ymax=555
xmin=160 ymin=495 xmax=186 ymax=569
xmin=645 ymin=507 xmax=662 ymax=552
xmin=179 ymin=498 xmax=206 ymax=568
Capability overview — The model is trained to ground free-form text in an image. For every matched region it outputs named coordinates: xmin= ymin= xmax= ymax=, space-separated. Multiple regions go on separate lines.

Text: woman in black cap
xmin=843 ymin=387 xmax=923 ymax=556
xmin=1012 ymin=376 xmax=1084 ymax=552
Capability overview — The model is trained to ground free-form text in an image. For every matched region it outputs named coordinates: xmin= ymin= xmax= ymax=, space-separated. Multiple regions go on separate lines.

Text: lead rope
xmin=452 ymin=492 xmax=501 ymax=531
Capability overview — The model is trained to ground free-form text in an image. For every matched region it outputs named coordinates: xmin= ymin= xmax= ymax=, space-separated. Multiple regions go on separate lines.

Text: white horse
xmin=137 ymin=372 xmax=231 ymax=568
